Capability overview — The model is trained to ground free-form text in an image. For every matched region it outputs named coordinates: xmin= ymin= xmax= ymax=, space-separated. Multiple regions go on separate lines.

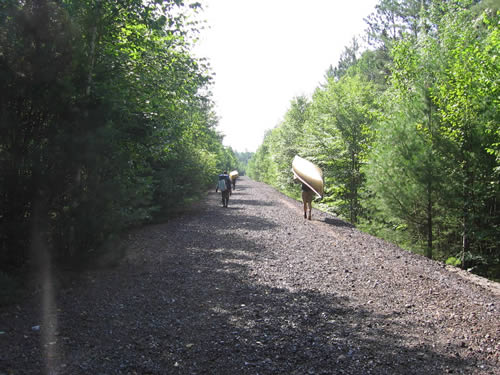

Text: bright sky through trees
xmin=194 ymin=0 xmax=380 ymax=152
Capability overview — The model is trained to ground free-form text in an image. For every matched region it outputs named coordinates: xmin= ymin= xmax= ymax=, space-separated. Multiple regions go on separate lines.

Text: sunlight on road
xmin=31 ymin=201 xmax=60 ymax=374
xmin=40 ymin=259 xmax=58 ymax=374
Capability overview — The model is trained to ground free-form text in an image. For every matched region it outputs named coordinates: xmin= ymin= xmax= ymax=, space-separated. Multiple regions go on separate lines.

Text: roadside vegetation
xmin=0 ymin=0 xmax=239 ymax=296
xmin=248 ymin=0 xmax=500 ymax=280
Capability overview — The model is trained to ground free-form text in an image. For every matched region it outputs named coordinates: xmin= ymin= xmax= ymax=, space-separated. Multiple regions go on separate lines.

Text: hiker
xmin=216 ymin=171 xmax=232 ymax=207
xmin=231 ymin=176 xmax=236 ymax=190
xmin=301 ymin=182 xmax=313 ymax=220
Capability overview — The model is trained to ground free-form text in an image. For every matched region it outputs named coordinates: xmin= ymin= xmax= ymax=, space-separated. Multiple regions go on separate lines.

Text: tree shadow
xmin=43 ymin=219 xmax=486 ymax=375
xmin=229 ymin=199 xmax=275 ymax=207
xmin=230 ymin=191 xmax=249 ymax=196
xmin=323 ymin=216 xmax=355 ymax=229
xmin=207 ymin=212 xmax=278 ymax=232
xmin=2 ymin=179 xmax=493 ymax=375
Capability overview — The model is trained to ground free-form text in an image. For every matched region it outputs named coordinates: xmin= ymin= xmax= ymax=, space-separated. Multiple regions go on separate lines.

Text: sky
xmin=193 ymin=0 xmax=380 ymax=152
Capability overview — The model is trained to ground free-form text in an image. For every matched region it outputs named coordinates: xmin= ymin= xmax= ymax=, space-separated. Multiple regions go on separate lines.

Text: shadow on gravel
xmin=214 ymin=212 xmax=278 ymax=232
xmin=155 ymin=238 xmax=474 ymax=375
xmin=323 ymin=217 xmax=355 ymax=229
xmin=228 ymin=199 xmax=275 ymax=207
xmin=230 ymin=191 xmax=249 ymax=196
xmin=99 ymin=221 xmax=475 ymax=375
xmin=3 ymin=179 xmax=487 ymax=375
xmin=216 ymin=206 xmax=245 ymax=211
xmin=132 ymin=185 xmax=479 ymax=374
xmin=58 ymin=204 xmax=476 ymax=375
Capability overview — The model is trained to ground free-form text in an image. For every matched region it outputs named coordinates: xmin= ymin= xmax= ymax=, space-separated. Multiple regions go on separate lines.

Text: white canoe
xmin=229 ymin=170 xmax=239 ymax=181
xmin=292 ymin=155 xmax=323 ymax=198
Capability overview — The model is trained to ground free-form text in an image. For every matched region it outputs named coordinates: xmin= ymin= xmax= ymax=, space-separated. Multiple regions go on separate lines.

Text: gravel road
xmin=1 ymin=176 xmax=499 ymax=374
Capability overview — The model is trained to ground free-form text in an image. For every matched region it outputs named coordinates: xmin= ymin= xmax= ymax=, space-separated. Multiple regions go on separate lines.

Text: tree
xmin=365 ymin=86 xmax=445 ymax=259
xmin=365 ymin=3 xmax=499 ymax=267
xmin=306 ymin=73 xmax=379 ymax=224
xmin=431 ymin=7 xmax=500 ymax=266
xmin=246 ymin=0 xmax=499 ymax=278
xmin=0 ymin=0 xmax=222 ymax=273
xmin=364 ymin=0 xmax=434 ymax=48
xmin=247 ymin=129 xmax=279 ymax=185
xmin=272 ymin=96 xmax=310 ymax=192
xmin=326 ymin=38 xmax=360 ymax=81
xmin=366 ymin=22 xmax=447 ymax=258
xmin=234 ymin=151 xmax=255 ymax=175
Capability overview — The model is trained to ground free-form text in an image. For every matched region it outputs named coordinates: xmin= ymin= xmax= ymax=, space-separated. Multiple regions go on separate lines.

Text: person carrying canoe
xmin=292 ymin=155 xmax=323 ymax=221
xmin=229 ymin=170 xmax=238 ymax=190
xmin=216 ymin=171 xmax=232 ymax=207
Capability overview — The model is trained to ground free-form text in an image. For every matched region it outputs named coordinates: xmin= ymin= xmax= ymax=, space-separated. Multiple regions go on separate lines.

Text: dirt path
xmin=1 ymin=177 xmax=499 ymax=374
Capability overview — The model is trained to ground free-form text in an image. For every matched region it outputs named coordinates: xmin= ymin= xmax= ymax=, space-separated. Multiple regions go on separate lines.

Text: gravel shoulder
xmin=1 ymin=176 xmax=499 ymax=374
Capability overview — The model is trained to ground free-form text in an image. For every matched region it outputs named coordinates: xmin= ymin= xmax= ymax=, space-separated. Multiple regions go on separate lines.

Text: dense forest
xmin=234 ymin=150 xmax=254 ymax=175
xmin=0 ymin=0 xmax=240 ymax=282
xmin=248 ymin=0 xmax=500 ymax=279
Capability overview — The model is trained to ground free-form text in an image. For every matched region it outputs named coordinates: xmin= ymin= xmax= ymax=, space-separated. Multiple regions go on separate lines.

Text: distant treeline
xmin=248 ymin=0 xmax=499 ymax=279
xmin=0 ymin=0 xmax=238 ymax=273
xmin=234 ymin=151 xmax=254 ymax=176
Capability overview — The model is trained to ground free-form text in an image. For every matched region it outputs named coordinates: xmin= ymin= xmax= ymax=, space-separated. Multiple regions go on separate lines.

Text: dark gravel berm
xmin=1 ymin=176 xmax=499 ymax=374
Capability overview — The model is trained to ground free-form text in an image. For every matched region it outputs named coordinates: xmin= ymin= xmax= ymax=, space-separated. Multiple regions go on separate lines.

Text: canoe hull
xmin=292 ymin=156 xmax=323 ymax=198
xmin=229 ymin=170 xmax=239 ymax=181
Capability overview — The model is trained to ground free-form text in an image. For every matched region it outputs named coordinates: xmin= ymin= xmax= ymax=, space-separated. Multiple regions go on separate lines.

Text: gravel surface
xmin=1 ymin=176 xmax=499 ymax=375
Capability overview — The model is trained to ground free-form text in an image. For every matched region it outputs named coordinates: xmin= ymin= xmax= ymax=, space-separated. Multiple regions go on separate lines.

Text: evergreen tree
xmin=306 ymin=73 xmax=379 ymax=223
xmin=0 ymin=0 xmax=223 ymax=272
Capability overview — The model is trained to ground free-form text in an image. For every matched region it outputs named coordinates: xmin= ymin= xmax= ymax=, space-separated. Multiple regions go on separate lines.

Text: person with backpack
xmin=215 ymin=171 xmax=232 ymax=207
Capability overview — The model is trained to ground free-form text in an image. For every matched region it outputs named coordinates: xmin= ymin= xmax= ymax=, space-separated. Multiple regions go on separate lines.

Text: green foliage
xmin=445 ymin=257 xmax=462 ymax=267
xmin=312 ymin=73 xmax=380 ymax=223
xmin=0 ymin=0 xmax=227 ymax=275
xmin=429 ymin=8 xmax=500 ymax=262
xmin=250 ymin=0 xmax=499 ymax=279
xmin=234 ymin=151 xmax=254 ymax=175
xmin=248 ymin=129 xmax=279 ymax=186
xmin=365 ymin=3 xmax=499 ymax=268
xmin=216 ymin=146 xmax=239 ymax=174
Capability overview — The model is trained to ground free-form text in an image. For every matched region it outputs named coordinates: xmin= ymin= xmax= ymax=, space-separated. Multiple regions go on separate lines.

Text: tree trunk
xmin=86 ymin=23 xmax=98 ymax=96
xmin=461 ymin=124 xmax=473 ymax=267
xmin=426 ymin=179 xmax=432 ymax=259
xmin=351 ymin=150 xmax=357 ymax=224
xmin=461 ymin=179 xmax=471 ymax=266
xmin=425 ymin=90 xmax=433 ymax=259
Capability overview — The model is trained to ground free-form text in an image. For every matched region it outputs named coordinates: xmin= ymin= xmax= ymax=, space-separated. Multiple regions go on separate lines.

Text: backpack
xmin=218 ymin=178 xmax=227 ymax=192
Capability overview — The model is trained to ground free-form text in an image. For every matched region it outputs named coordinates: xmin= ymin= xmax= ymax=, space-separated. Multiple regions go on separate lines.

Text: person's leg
xmin=303 ymin=191 xmax=313 ymax=220
xmin=302 ymin=192 xmax=307 ymax=218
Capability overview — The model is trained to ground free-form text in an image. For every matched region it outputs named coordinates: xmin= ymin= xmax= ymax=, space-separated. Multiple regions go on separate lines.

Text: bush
xmin=445 ymin=256 xmax=462 ymax=267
